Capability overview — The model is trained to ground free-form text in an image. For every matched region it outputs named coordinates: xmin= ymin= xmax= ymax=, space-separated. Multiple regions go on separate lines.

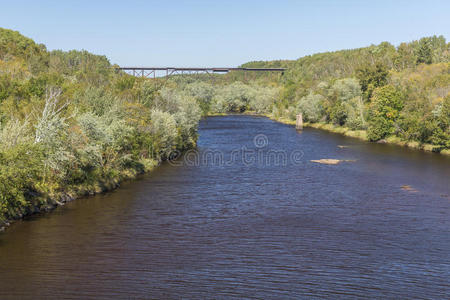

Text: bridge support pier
xmin=296 ymin=114 xmax=303 ymax=130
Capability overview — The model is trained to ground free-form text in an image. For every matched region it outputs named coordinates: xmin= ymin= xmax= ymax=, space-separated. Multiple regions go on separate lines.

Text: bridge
xmin=117 ymin=67 xmax=286 ymax=78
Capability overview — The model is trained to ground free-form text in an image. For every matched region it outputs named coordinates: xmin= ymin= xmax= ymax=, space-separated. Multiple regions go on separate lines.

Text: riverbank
xmin=207 ymin=112 xmax=450 ymax=156
xmin=263 ymin=114 xmax=450 ymax=156
xmin=303 ymin=122 xmax=450 ymax=155
xmin=0 ymin=158 xmax=159 ymax=233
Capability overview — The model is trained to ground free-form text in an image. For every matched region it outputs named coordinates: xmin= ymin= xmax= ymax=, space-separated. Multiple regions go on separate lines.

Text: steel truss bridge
xmin=117 ymin=67 xmax=286 ymax=78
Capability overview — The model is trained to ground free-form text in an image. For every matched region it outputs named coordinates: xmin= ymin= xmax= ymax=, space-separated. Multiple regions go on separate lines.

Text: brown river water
xmin=0 ymin=115 xmax=449 ymax=299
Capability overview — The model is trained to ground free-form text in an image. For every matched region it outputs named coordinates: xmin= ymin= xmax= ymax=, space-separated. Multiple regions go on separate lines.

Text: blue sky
xmin=0 ymin=0 xmax=449 ymax=67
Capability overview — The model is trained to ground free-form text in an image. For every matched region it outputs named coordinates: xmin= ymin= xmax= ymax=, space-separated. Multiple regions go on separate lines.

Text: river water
xmin=0 ymin=115 xmax=449 ymax=299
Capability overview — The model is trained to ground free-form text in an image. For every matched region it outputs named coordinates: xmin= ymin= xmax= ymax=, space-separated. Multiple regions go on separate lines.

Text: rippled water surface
xmin=1 ymin=115 xmax=449 ymax=299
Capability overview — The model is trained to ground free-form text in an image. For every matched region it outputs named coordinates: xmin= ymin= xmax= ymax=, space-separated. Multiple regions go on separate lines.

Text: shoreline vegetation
xmin=210 ymin=112 xmax=450 ymax=155
xmin=267 ymin=115 xmax=450 ymax=155
xmin=302 ymin=121 xmax=450 ymax=155
xmin=0 ymin=160 xmax=159 ymax=232
xmin=0 ymin=28 xmax=449 ymax=231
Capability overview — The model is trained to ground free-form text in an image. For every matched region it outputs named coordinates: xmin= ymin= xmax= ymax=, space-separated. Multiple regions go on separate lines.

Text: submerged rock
xmin=311 ymin=159 xmax=341 ymax=164
xmin=311 ymin=159 xmax=356 ymax=165
xmin=401 ymin=185 xmax=418 ymax=192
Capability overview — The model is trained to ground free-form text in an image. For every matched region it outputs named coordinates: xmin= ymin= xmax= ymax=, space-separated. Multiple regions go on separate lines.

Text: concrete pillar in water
xmin=296 ymin=113 xmax=303 ymax=130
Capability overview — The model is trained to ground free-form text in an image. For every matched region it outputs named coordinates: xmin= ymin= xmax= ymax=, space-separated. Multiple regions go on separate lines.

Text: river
xmin=0 ymin=115 xmax=449 ymax=299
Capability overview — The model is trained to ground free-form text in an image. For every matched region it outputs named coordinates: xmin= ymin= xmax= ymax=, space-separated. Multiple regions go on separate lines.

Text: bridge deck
xmin=117 ymin=66 xmax=286 ymax=78
xmin=118 ymin=67 xmax=285 ymax=73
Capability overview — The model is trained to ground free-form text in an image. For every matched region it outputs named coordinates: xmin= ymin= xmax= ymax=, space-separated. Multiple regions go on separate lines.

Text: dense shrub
xmin=212 ymin=82 xmax=253 ymax=112
xmin=297 ymin=92 xmax=324 ymax=122
xmin=150 ymin=109 xmax=178 ymax=159
xmin=184 ymin=81 xmax=215 ymax=114
xmin=248 ymin=85 xmax=279 ymax=114
xmin=344 ymin=96 xmax=366 ymax=130
xmin=430 ymin=96 xmax=450 ymax=148
xmin=0 ymin=144 xmax=45 ymax=220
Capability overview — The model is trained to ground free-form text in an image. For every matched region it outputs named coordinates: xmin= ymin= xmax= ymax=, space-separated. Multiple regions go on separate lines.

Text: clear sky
xmin=0 ymin=0 xmax=449 ymax=67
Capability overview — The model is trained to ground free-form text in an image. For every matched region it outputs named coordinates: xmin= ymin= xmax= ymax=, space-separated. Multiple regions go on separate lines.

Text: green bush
xmin=344 ymin=96 xmax=366 ymax=130
xmin=150 ymin=109 xmax=178 ymax=159
xmin=0 ymin=144 xmax=45 ymax=220
xmin=430 ymin=96 xmax=450 ymax=147
xmin=297 ymin=92 xmax=324 ymax=122
xmin=184 ymin=81 xmax=215 ymax=114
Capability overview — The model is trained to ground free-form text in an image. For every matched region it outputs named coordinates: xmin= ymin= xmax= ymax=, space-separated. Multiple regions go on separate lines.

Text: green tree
xmin=367 ymin=85 xmax=404 ymax=141
xmin=356 ymin=63 xmax=388 ymax=101
xmin=393 ymin=42 xmax=416 ymax=70
xmin=415 ymin=38 xmax=433 ymax=65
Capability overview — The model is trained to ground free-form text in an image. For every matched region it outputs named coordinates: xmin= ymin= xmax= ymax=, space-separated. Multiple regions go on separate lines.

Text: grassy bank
xmin=269 ymin=115 xmax=450 ymax=155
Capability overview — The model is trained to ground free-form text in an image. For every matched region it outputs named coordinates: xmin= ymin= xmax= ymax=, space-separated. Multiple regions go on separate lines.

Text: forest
xmin=0 ymin=27 xmax=449 ymax=227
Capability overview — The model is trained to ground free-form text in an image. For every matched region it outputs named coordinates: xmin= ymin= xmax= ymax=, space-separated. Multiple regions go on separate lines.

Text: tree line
xmin=231 ymin=36 xmax=450 ymax=147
